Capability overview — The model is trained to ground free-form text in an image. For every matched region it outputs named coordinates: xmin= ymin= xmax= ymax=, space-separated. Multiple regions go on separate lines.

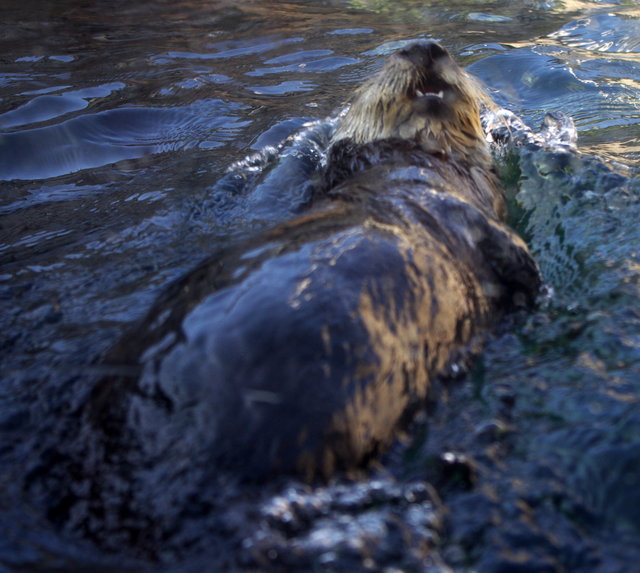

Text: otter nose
xmin=398 ymin=42 xmax=449 ymax=68
xmin=423 ymin=41 xmax=448 ymax=60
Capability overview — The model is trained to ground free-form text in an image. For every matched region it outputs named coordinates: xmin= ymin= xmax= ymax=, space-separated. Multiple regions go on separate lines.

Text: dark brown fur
xmin=87 ymin=42 xmax=540 ymax=483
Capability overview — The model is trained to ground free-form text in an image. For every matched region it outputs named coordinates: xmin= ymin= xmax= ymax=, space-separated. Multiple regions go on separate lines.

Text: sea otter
xmin=88 ymin=42 xmax=540 ymax=482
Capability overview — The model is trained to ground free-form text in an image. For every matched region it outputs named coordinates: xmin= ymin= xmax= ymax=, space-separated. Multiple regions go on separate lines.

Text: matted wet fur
xmin=87 ymin=42 xmax=540 ymax=484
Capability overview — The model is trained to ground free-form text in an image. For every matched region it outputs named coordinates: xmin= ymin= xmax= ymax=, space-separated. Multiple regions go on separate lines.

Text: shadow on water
xmin=1 ymin=0 xmax=640 ymax=571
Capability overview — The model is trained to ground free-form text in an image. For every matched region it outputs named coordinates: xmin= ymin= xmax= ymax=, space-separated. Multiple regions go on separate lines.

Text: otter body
xmin=90 ymin=43 xmax=540 ymax=481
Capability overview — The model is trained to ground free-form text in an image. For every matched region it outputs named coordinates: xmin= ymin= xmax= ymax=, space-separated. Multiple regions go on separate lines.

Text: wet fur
xmin=87 ymin=43 xmax=540 ymax=483
xmin=333 ymin=42 xmax=496 ymax=169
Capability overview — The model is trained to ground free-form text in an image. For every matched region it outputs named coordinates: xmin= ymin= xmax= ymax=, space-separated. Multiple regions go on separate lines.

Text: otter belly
xmin=89 ymin=162 xmax=539 ymax=481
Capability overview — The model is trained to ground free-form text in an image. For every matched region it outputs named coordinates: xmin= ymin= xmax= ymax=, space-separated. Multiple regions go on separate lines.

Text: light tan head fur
xmin=332 ymin=42 xmax=495 ymax=169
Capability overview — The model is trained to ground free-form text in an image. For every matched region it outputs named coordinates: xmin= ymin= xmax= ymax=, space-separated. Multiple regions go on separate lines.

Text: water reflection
xmin=0 ymin=83 xmax=125 ymax=130
xmin=551 ymin=11 xmax=640 ymax=53
xmin=0 ymin=99 xmax=249 ymax=180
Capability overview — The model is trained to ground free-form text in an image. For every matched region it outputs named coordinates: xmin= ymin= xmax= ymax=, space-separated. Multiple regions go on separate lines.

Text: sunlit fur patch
xmin=332 ymin=42 xmax=496 ymax=170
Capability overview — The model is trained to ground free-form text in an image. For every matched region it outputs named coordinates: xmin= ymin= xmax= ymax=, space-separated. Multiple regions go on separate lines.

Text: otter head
xmin=332 ymin=42 xmax=494 ymax=169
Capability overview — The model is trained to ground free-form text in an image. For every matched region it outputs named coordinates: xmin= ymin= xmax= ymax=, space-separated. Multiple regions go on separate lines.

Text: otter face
xmin=332 ymin=42 xmax=493 ymax=168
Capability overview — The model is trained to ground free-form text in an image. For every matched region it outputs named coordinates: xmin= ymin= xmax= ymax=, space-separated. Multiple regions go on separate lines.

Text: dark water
xmin=1 ymin=0 xmax=640 ymax=571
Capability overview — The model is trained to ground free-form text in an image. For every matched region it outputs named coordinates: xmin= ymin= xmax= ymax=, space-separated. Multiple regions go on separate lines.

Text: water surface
xmin=1 ymin=0 xmax=640 ymax=571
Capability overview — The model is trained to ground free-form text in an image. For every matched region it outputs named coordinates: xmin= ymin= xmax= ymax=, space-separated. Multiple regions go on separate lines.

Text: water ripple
xmin=247 ymin=56 xmax=359 ymax=77
xmin=469 ymin=45 xmax=640 ymax=149
xmin=157 ymin=36 xmax=305 ymax=63
xmin=550 ymin=12 xmax=640 ymax=53
xmin=0 ymin=99 xmax=249 ymax=181
xmin=0 ymin=82 xmax=125 ymax=130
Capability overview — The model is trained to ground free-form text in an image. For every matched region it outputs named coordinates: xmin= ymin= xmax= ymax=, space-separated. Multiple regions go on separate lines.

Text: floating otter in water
xmin=89 ymin=42 xmax=540 ymax=482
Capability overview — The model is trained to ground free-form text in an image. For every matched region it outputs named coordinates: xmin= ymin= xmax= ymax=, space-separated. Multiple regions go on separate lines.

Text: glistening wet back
xmin=87 ymin=42 xmax=539 ymax=485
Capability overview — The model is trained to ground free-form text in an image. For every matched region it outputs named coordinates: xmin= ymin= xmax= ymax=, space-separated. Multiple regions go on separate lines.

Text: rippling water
xmin=1 ymin=0 xmax=640 ymax=571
